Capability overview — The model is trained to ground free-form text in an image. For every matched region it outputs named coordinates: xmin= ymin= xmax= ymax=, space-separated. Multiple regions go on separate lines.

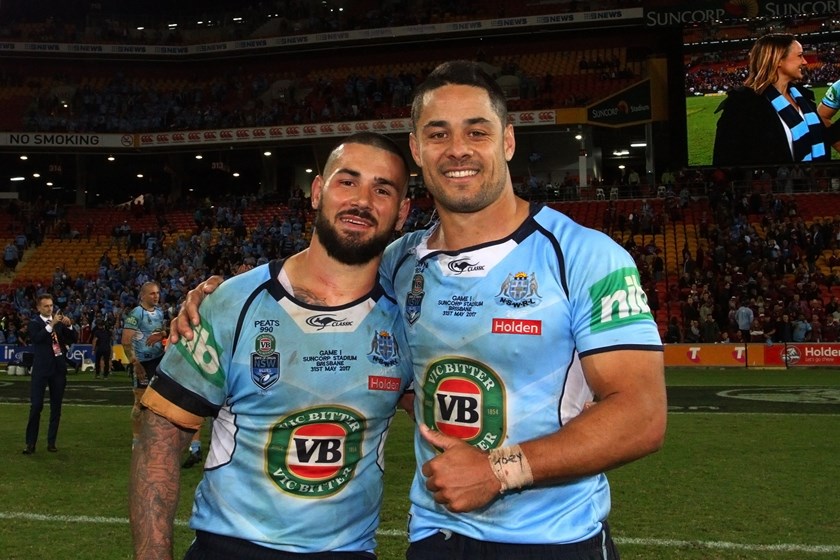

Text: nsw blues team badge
xmin=405 ymin=273 xmax=426 ymax=325
xmin=252 ymin=333 xmax=280 ymax=390
xmin=496 ymin=272 xmax=541 ymax=308
xmin=368 ymin=329 xmax=400 ymax=366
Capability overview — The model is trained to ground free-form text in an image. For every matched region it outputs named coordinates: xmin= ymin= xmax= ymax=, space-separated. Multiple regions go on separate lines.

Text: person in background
xmin=23 ymin=294 xmax=76 ymax=454
xmin=734 ymin=299 xmax=755 ymax=344
xmin=700 ymin=314 xmax=721 ymax=343
xmin=91 ymin=317 xmax=113 ymax=379
xmin=121 ymin=281 xmax=167 ymax=448
xmin=713 ymin=33 xmax=832 ymax=166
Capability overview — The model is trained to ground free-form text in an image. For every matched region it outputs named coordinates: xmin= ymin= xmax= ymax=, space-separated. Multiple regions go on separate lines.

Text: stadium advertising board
xmin=763 ymin=343 xmax=840 ymax=367
xmin=664 ymin=343 xmax=840 ymax=367
xmin=587 ymin=80 xmax=652 ymax=127
xmin=1 ymin=344 xmax=93 ymax=364
xmin=646 ymin=0 xmax=840 ymax=26
xmin=665 ymin=343 xmax=748 ymax=367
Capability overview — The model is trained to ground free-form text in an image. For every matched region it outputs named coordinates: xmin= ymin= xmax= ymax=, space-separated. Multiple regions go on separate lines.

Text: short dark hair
xmin=410 ymin=60 xmax=508 ymax=127
xmin=327 ymin=132 xmax=410 ymax=179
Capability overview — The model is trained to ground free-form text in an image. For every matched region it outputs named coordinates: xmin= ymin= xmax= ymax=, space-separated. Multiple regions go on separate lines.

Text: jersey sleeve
xmin=822 ymin=80 xmax=840 ymax=110
xmin=564 ymin=228 xmax=662 ymax=356
xmin=142 ymin=269 xmax=267 ymax=429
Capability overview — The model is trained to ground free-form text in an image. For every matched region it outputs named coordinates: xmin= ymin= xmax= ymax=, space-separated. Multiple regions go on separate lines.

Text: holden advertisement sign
xmin=587 ymin=80 xmax=651 ymax=127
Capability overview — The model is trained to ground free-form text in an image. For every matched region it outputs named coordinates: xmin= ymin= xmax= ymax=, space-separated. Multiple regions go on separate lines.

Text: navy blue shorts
xmin=132 ymin=356 xmax=162 ymax=389
xmin=184 ymin=531 xmax=376 ymax=560
xmin=406 ymin=523 xmax=619 ymax=560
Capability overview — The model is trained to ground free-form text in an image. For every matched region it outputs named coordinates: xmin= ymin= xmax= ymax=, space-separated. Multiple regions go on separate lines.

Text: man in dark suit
xmin=23 ymin=294 xmax=76 ymax=454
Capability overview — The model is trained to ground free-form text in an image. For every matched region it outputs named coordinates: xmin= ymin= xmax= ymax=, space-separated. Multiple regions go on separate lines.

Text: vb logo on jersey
xmin=589 ymin=268 xmax=652 ymax=333
xmin=422 ymin=357 xmax=505 ymax=451
xmin=267 ymin=406 xmax=365 ymax=498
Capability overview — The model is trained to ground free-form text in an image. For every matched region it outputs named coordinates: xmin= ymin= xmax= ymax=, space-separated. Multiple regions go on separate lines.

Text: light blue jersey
xmin=380 ymin=204 xmax=662 ymax=545
xmin=144 ymin=260 xmax=412 ymax=554
xmin=822 ymin=80 xmax=840 ymax=110
xmin=124 ymin=304 xmax=166 ymax=362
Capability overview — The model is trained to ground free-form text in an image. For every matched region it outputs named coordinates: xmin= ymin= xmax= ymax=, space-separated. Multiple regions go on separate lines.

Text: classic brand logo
xmin=446 ymin=257 xmax=485 ymax=274
xmin=267 ymin=406 xmax=364 ymax=498
xmin=422 ymin=357 xmax=505 ymax=451
xmin=589 ymin=268 xmax=652 ymax=333
xmin=491 ymin=318 xmax=542 ymax=335
xmin=304 ymin=314 xmax=353 ymax=330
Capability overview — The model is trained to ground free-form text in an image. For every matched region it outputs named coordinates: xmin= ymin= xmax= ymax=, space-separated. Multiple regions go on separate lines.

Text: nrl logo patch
xmin=251 ymin=352 xmax=280 ymax=390
xmin=405 ymin=273 xmax=425 ymax=325
xmin=367 ymin=330 xmax=400 ymax=367
xmin=496 ymin=272 xmax=541 ymax=308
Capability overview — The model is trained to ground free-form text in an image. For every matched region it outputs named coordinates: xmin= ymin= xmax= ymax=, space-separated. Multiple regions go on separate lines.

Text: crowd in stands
xmin=631 ymin=178 xmax=840 ymax=345
xmin=0 ymin=0 xmax=635 ymax=45
xmin=0 ymin=162 xmax=838 ymax=358
xmin=0 ymin=189 xmax=438 ymax=360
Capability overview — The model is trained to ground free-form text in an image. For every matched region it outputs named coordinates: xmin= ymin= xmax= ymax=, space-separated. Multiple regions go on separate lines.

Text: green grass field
xmin=686 ymin=86 xmax=833 ymax=167
xmin=1 ymin=368 xmax=839 ymax=559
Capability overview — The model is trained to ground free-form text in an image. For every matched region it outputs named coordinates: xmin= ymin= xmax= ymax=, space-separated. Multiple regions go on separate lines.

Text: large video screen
xmin=684 ymin=25 xmax=839 ymax=167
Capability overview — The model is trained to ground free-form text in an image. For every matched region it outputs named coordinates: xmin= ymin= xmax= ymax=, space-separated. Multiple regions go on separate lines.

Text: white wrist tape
xmin=488 ymin=444 xmax=533 ymax=494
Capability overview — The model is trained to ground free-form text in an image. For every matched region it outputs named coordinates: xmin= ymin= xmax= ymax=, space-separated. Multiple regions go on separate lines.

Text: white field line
xmin=1 ymin=511 xmax=838 ymax=554
xmin=2 ymin=400 xmax=839 ymax=417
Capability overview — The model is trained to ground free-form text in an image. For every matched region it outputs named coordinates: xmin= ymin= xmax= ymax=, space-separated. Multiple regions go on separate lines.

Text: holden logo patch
xmin=422 ymin=357 xmax=505 ymax=451
xmin=267 ymin=406 xmax=364 ymax=497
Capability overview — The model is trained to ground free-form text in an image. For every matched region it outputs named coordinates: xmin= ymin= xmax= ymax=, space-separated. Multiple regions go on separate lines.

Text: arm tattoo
xmin=129 ymin=408 xmax=195 ymax=560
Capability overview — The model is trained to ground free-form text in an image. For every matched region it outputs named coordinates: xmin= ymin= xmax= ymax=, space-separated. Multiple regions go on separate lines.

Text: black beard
xmin=314 ymin=208 xmax=394 ymax=266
